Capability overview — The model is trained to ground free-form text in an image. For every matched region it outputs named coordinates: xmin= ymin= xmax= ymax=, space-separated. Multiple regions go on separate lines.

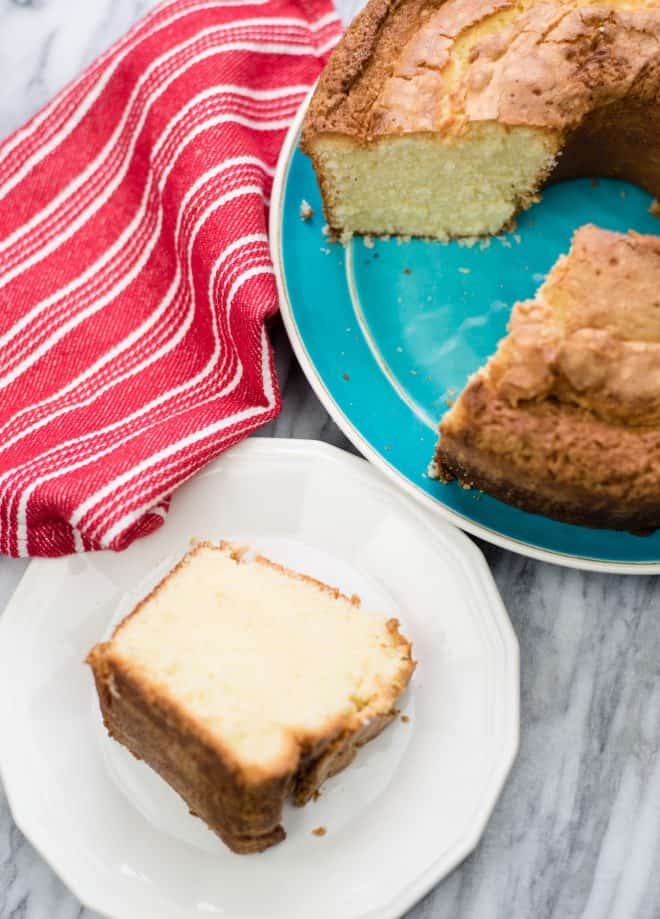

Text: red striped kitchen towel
xmin=0 ymin=0 xmax=341 ymax=557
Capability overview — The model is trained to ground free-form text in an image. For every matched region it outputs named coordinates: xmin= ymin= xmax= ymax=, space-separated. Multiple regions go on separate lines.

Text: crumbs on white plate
xmin=299 ymin=199 xmax=314 ymax=221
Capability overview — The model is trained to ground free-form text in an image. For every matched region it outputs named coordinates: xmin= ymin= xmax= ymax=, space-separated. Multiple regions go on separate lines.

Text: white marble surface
xmin=0 ymin=2 xmax=659 ymax=918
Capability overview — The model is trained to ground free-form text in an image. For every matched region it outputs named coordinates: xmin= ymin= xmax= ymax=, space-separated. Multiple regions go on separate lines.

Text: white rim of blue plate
xmin=270 ymin=91 xmax=660 ymax=576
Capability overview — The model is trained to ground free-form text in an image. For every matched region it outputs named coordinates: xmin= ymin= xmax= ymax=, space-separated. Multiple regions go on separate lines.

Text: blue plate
xmin=271 ymin=102 xmax=660 ymax=572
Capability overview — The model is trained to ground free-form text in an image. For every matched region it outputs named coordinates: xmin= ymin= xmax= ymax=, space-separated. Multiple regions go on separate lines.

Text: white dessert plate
xmin=0 ymin=438 xmax=518 ymax=919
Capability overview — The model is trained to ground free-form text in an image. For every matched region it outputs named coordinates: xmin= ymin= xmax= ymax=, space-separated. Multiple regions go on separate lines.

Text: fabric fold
xmin=0 ymin=0 xmax=341 ymax=557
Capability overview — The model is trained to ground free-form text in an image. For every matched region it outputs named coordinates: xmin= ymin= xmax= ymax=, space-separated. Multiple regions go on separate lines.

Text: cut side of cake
xmin=302 ymin=0 xmax=660 ymax=240
xmin=87 ymin=542 xmax=415 ymax=853
xmin=433 ymin=225 xmax=660 ymax=531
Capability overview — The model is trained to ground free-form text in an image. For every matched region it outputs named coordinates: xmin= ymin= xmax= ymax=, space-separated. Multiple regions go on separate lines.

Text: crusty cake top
xmin=485 ymin=225 xmax=660 ymax=427
xmin=302 ymin=0 xmax=660 ymax=143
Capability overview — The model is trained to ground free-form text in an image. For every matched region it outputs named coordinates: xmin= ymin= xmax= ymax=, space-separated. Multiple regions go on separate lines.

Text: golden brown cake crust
xmin=303 ymin=0 xmax=660 ymax=145
xmin=301 ymin=0 xmax=423 ymax=145
xmin=87 ymin=543 xmax=415 ymax=854
xmin=436 ymin=378 xmax=660 ymax=531
xmin=436 ymin=226 xmax=660 ymax=532
xmin=302 ymin=0 xmax=660 ymax=237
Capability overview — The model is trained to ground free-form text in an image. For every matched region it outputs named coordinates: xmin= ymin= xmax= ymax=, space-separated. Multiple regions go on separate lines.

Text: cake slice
xmin=302 ymin=0 xmax=660 ymax=240
xmin=433 ymin=225 xmax=660 ymax=531
xmin=87 ymin=542 xmax=415 ymax=853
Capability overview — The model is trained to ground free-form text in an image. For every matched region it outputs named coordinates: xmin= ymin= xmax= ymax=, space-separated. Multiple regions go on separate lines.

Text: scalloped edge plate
xmin=0 ymin=438 xmax=519 ymax=919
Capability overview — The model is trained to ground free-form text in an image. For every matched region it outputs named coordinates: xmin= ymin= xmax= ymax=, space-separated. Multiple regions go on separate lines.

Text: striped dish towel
xmin=0 ymin=0 xmax=341 ymax=557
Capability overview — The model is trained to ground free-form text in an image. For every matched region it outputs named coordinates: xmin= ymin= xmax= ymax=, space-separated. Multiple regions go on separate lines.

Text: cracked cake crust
xmin=302 ymin=0 xmax=660 ymax=238
xmin=434 ymin=226 xmax=660 ymax=533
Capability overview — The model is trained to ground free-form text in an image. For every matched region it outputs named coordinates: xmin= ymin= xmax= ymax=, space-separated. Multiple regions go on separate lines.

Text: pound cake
xmin=87 ymin=542 xmax=414 ymax=853
xmin=433 ymin=225 xmax=660 ymax=530
xmin=302 ymin=0 xmax=660 ymax=239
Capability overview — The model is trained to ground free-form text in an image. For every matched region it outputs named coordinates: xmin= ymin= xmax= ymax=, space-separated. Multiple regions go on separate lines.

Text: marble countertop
xmin=1 ymin=3 xmax=659 ymax=918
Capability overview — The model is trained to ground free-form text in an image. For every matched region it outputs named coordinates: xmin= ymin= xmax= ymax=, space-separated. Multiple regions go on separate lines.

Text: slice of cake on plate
xmin=87 ymin=542 xmax=414 ymax=853
xmin=301 ymin=0 xmax=660 ymax=240
xmin=432 ymin=225 xmax=660 ymax=531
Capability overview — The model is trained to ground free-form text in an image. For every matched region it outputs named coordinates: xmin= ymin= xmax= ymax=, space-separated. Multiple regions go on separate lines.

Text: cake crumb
xmin=363 ymin=235 xmax=375 ymax=249
xmin=479 ymin=238 xmax=491 ymax=250
xmin=342 ymin=373 xmax=350 ymax=381
xmin=322 ymin=223 xmax=330 ymax=236
xmin=513 ymin=233 xmax=522 ymax=244
xmin=458 ymin=267 xmax=470 ymax=274
xmin=650 ymin=199 xmax=660 ymax=217
xmin=404 ymin=267 xmax=412 ymax=275
xmin=401 ymin=715 xmax=410 ymax=723
xmin=299 ymin=199 xmax=314 ymax=221
xmin=312 ymin=826 xmax=327 ymax=837
xmin=457 ymin=236 xmax=479 ymax=249
xmin=427 ymin=458 xmax=440 ymax=479
xmin=312 ymin=789 xmax=322 ymax=802
xmin=619 ymin=190 xmax=627 ymax=199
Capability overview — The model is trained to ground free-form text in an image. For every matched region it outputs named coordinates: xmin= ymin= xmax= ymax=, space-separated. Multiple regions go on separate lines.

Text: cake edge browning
xmin=301 ymin=0 xmax=660 ymax=239
xmin=435 ymin=381 xmax=660 ymax=534
xmin=300 ymin=0 xmax=406 ymax=145
xmin=435 ymin=439 xmax=660 ymax=534
xmin=86 ymin=542 xmax=415 ymax=854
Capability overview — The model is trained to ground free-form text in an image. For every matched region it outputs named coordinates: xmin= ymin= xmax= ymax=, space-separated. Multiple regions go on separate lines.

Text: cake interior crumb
xmin=300 ymin=199 xmax=314 ymax=221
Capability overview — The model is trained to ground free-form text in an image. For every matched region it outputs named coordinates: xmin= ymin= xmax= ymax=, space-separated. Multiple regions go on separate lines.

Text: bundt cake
xmin=432 ymin=225 xmax=660 ymax=531
xmin=301 ymin=0 xmax=660 ymax=240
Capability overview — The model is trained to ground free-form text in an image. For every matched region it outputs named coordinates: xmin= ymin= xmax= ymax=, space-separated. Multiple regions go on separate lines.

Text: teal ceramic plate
xmin=271 ymin=97 xmax=660 ymax=573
